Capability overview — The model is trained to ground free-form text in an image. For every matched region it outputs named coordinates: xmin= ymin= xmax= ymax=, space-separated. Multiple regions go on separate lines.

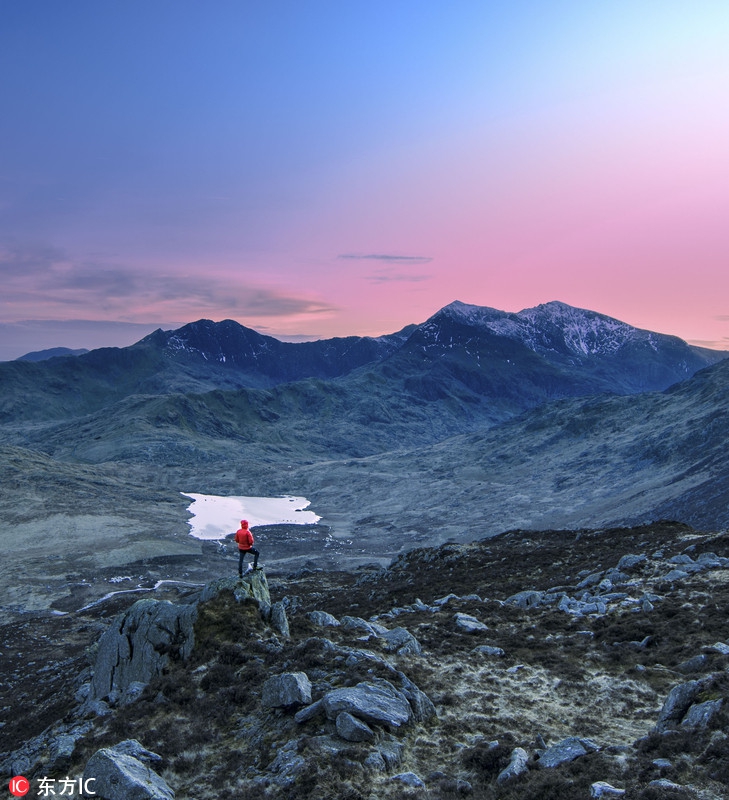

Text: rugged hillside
xmin=0 ymin=302 xmax=723 ymax=428
xmin=3 ymin=521 xmax=729 ymax=799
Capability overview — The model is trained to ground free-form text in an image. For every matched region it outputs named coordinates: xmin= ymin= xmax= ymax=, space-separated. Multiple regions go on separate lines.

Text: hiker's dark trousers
xmin=238 ymin=548 xmax=259 ymax=574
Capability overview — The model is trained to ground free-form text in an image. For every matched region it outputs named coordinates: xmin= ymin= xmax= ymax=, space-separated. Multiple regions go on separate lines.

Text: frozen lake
xmin=182 ymin=493 xmax=321 ymax=540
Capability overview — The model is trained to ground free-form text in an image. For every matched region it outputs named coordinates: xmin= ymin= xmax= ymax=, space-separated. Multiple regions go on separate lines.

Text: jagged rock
xmin=110 ymin=740 xmax=162 ymax=763
xmin=89 ymin=599 xmax=198 ymax=703
xmin=434 ymin=593 xmax=460 ymax=606
xmin=454 ymin=612 xmax=488 ymax=633
xmin=261 ymin=672 xmax=312 ymax=709
xmin=538 ymin=737 xmax=589 ymax=768
xmin=654 ymin=681 xmax=701 ymax=732
xmin=380 ymin=627 xmax=422 ymax=654
xmin=710 ymin=642 xmax=729 ymax=655
xmin=664 ymin=569 xmax=690 ymax=582
xmin=590 ymin=781 xmax=626 ymax=797
xmin=199 ymin=572 xmax=271 ymax=608
xmin=336 ymin=711 xmax=376 ymax=742
xmin=322 ymin=680 xmax=413 ymax=728
xmin=617 ymin=554 xmax=647 ymax=571
xmin=83 ymin=746 xmax=175 ymax=800
xmin=391 ymin=772 xmax=425 ymax=787
xmin=653 ymin=758 xmax=673 ymax=768
xmin=399 ymin=673 xmax=437 ymax=722
xmin=697 ymin=552 xmax=724 ymax=567
xmin=676 ymin=655 xmax=709 ymax=674
xmin=341 ymin=615 xmax=378 ymax=636
xmin=497 ymin=747 xmax=529 ymax=783
xmin=473 ymin=645 xmax=505 ymax=657
xmin=506 ymin=590 xmax=543 ymax=609
xmin=648 ymin=779 xmax=684 ymax=790
xmin=270 ymin=602 xmax=290 ymax=637
xmin=266 ymin=740 xmax=306 ymax=787
xmin=294 ymin=698 xmax=325 ymax=724
xmin=364 ymin=751 xmax=387 ymax=771
xmin=681 ymin=699 xmax=723 ymax=730
xmin=576 ymin=572 xmax=604 ymax=589
xmin=307 ymin=610 xmax=341 ymax=627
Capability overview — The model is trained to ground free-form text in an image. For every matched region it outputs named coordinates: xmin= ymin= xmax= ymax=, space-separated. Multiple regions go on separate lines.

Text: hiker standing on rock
xmin=235 ymin=519 xmax=260 ymax=576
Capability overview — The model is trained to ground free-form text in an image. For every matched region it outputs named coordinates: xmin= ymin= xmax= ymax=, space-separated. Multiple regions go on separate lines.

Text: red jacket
xmin=235 ymin=522 xmax=254 ymax=550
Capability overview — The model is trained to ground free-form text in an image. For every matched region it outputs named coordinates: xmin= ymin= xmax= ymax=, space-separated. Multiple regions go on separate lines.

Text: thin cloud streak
xmin=338 ymin=253 xmax=433 ymax=265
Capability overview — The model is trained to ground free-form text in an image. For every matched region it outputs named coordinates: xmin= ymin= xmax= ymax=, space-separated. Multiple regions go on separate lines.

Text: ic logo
xmin=9 ymin=776 xmax=30 ymax=796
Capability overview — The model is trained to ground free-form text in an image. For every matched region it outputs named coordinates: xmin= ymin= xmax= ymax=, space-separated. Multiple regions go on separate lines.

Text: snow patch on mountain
xmin=435 ymin=300 xmax=658 ymax=359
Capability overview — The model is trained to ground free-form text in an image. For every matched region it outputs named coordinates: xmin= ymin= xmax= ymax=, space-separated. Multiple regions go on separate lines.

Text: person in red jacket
xmin=235 ymin=519 xmax=260 ymax=575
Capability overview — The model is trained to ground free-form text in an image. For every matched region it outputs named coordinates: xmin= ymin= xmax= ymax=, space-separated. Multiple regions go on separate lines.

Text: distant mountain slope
xmin=289 ymin=357 xmax=729 ymax=548
xmin=15 ymin=347 xmax=89 ymax=362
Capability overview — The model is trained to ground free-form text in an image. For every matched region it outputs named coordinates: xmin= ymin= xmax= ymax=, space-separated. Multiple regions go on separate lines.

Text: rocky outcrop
xmin=89 ymin=598 xmax=198 ymax=704
xmin=321 ymin=680 xmax=413 ymax=729
xmin=199 ymin=571 xmax=271 ymax=608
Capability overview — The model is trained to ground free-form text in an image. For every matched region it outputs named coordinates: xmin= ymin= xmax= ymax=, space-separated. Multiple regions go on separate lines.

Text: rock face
xmin=261 ymin=673 xmax=312 ymax=709
xmin=336 ymin=711 xmax=376 ymax=742
xmin=89 ymin=599 xmax=198 ymax=703
xmin=654 ymin=681 xmax=701 ymax=732
xmin=83 ymin=743 xmax=174 ymax=800
xmin=199 ymin=571 xmax=271 ymax=608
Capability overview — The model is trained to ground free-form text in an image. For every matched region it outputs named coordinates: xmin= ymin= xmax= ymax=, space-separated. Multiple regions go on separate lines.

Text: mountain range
xmin=0 ymin=299 xmax=728 ymax=619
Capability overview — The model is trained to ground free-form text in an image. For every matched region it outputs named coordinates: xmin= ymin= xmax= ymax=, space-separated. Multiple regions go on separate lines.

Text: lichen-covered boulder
xmin=654 ymin=681 xmax=701 ymax=732
xmin=497 ymin=747 xmax=529 ymax=783
xmin=199 ymin=571 xmax=271 ymax=607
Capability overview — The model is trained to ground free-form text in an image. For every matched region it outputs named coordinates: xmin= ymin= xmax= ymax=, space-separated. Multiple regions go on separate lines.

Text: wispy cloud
xmin=338 ymin=253 xmax=433 ymax=265
xmin=0 ymin=240 xmax=335 ymax=323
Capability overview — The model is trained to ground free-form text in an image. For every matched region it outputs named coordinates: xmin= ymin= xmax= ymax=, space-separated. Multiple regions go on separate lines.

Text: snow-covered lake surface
xmin=182 ymin=493 xmax=321 ymax=540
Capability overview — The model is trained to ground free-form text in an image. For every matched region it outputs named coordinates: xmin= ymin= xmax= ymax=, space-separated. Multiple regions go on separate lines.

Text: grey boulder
xmin=336 ymin=711 xmax=375 ymax=742
xmin=83 ymin=746 xmax=174 ymax=800
xmin=262 ymin=672 xmax=312 ymax=709
xmin=497 ymin=747 xmax=529 ymax=783
xmin=538 ymin=737 xmax=590 ymax=768
xmin=322 ymin=681 xmax=412 ymax=728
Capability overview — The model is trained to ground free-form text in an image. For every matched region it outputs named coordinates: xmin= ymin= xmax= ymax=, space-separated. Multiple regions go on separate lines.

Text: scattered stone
xmin=391 ymin=772 xmax=425 ymax=788
xmin=270 ymin=602 xmax=290 ymax=637
xmin=364 ymin=751 xmax=386 ymax=771
xmin=336 ymin=711 xmax=375 ymax=743
xmin=664 ymin=569 xmax=690 ymax=582
xmin=294 ymin=698 xmax=325 ymax=724
xmin=497 ymin=747 xmax=529 ymax=783
xmin=681 ymin=699 xmax=723 ymax=730
xmin=648 ymin=779 xmax=684 ymax=790
xmin=398 ymin=673 xmax=437 ymax=722
xmin=322 ymin=681 xmax=412 ymax=729
xmin=261 ymin=672 xmax=312 ymax=709
xmin=617 ymin=554 xmax=647 ymax=571
xmin=266 ymin=740 xmax=306 ymax=787
xmin=83 ymin=746 xmax=175 ymax=800
xmin=538 ymin=737 xmax=589 ymax=768
xmin=506 ymin=590 xmax=543 ymax=609
xmin=110 ymin=740 xmax=162 ymax=763
xmin=380 ymin=627 xmax=422 ymax=655
xmin=341 ymin=616 xmax=378 ymax=636
xmin=454 ymin=612 xmax=488 ymax=633
xmin=710 ymin=641 xmax=729 ymax=655
xmin=434 ymin=593 xmax=460 ymax=606
xmin=307 ymin=610 xmax=341 ymax=627
xmin=654 ymin=681 xmax=701 ymax=732
xmin=576 ymin=572 xmax=604 ymax=589
xmin=472 ymin=645 xmax=505 ymax=657
xmin=652 ymin=758 xmax=673 ymax=768
xmin=676 ymin=655 xmax=708 ymax=674
xmin=590 ymin=781 xmax=626 ymax=797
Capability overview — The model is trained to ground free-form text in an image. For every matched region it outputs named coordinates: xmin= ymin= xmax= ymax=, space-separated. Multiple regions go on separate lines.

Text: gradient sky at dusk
xmin=1 ymin=1 xmax=728 ymax=360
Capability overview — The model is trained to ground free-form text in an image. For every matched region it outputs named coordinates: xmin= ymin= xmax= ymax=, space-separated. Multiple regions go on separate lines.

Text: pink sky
xmin=1 ymin=3 xmax=728 ymax=359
